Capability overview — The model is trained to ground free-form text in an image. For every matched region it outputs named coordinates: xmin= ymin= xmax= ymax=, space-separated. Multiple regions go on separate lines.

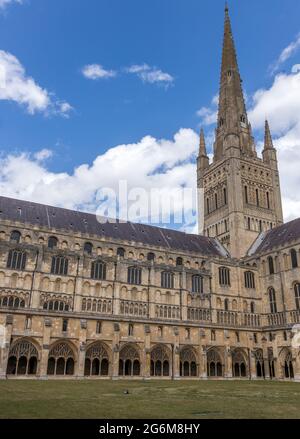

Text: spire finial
xmin=225 ymin=1 xmax=229 ymax=13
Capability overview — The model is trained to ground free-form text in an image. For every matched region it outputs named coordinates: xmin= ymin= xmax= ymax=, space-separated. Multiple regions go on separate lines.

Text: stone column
xmin=76 ymin=319 xmax=87 ymax=378
xmin=173 ymin=326 xmax=180 ymax=379
xmin=38 ymin=317 xmax=52 ymax=378
xmin=225 ymin=347 xmax=233 ymax=379
xmin=144 ymin=325 xmax=151 ymax=379
xmin=249 ymin=351 xmax=257 ymax=380
xmin=0 ymin=315 xmax=13 ymax=379
xmin=263 ymin=354 xmax=270 ymax=379
xmin=112 ymin=323 xmax=120 ymax=379
xmin=200 ymin=346 xmax=208 ymax=379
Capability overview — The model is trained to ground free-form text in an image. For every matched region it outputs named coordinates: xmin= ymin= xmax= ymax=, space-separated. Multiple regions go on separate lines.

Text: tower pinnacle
xmin=264 ymin=120 xmax=275 ymax=150
xmin=199 ymin=128 xmax=207 ymax=156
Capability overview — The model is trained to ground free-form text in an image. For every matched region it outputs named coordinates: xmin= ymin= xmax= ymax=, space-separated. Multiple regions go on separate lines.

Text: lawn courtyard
xmin=0 ymin=380 xmax=299 ymax=419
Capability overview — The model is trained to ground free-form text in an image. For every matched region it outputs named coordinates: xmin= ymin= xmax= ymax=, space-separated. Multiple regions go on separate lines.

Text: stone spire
xmin=198 ymin=128 xmax=209 ymax=170
xmin=264 ymin=120 xmax=275 ymax=150
xmin=199 ymin=128 xmax=207 ymax=156
xmin=263 ymin=120 xmax=277 ymax=164
xmin=213 ymin=5 xmax=254 ymax=161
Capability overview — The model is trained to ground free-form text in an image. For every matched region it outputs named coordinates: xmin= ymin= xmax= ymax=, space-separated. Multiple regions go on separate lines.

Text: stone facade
xmin=0 ymin=6 xmax=299 ymax=381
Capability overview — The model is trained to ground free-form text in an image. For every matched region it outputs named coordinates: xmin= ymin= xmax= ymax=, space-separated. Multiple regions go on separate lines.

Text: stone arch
xmin=253 ymin=349 xmax=265 ymax=378
xmin=7 ymin=338 xmax=40 ymax=376
xmin=84 ymin=342 xmax=111 ymax=377
xmin=119 ymin=343 xmax=140 ymax=377
xmin=232 ymin=349 xmax=248 ymax=378
xmin=180 ymin=346 xmax=197 ymax=377
xmin=279 ymin=348 xmax=294 ymax=379
xmin=150 ymin=344 xmax=171 ymax=377
xmin=207 ymin=348 xmax=224 ymax=377
xmin=47 ymin=341 xmax=76 ymax=376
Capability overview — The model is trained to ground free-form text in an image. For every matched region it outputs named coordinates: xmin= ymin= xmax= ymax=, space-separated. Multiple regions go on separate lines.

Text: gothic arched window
xmin=294 ymin=283 xmax=300 ymax=310
xmin=219 ymin=267 xmax=230 ymax=286
xmin=268 ymin=256 xmax=275 ymax=275
xmin=269 ymin=288 xmax=277 ymax=314
xmin=176 ymin=257 xmax=183 ymax=267
xmin=51 ymin=256 xmax=69 ymax=276
xmin=147 ymin=252 xmax=155 ymax=262
xmin=244 ymin=271 xmax=255 ymax=289
xmin=117 ymin=247 xmax=125 ymax=258
xmin=7 ymin=250 xmax=27 ymax=271
xmin=291 ymin=249 xmax=298 ymax=269
xmin=161 ymin=271 xmax=174 ymax=289
xmin=127 ymin=267 xmax=142 ymax=285
xmin=192 ymin=275 xmax=203 ymax=294
xmin=91 ymin=260 xmax=106 ymax=280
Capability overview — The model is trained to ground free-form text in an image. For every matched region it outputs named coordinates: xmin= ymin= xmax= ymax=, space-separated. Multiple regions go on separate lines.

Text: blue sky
xmin=1 ymin=0 xmax=300 ymax=228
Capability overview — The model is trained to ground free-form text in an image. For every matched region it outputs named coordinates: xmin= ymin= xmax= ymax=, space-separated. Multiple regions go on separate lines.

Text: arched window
xmin=232 ymin=350 xmax=247 ymax=378
xmin=176 ymin=257 xmax=183 ymax=267
xmin=269 ymin=288 xmax=277 ymax=314
xmin=247 ymin=217 xmax=251 ymax=230
xmin=127 ymin=267 xmax=142 ymax=285
xmin=7 ymin=250 xmax=27 ymax=270
xmin=117 ymin=247 xmax=125 ymax=258
xmin=250 ymin=301 xmax=255 ymax=314
xmin=291 ymin=249 xmax=298 ymax=269
xmin=294 ymin=283 xmax=300 ymax=310
xmin=207 ymin=349 xmax=223 ymax=377
xmin=223 ymin=188 xmax=227 ymax=205
xmin=161 ymin=271 xmax=174 ymax=289
xmin=244 ymin=271 xmax=255 ymax=289
xmin=266 ymin=192 xmax=270 ymax=209
xmin=47 ymin=342 xmax=75 ymax=376
xmin=256 ymin=189 xmax=259 ymax=207
xmin=147 ymin=252 xmax=155 ymax=262
xmin=84 ymin=342 xmax=110 ymax=377
xmin=224 ymin=299 xmax=229 ymax=311
xmin=6 ymin=339 xmax=38 ymax=376
xmin=51 ymin=256 xmax=68 ymax=276
xmin=244 ymin=186 xmax=248 ymax=204
xmin=150 ymin=345 xmax=171 ymax=377
xmin=84 ymin=242 xmax=93 ymax=255
xmin=119 ymin=344 xmax=140 ymax=377
xmin=192 ymin=275 xmax=203 ymax=294
xmin=215 ymin=193 xmax=218 ymax=210
xmin=268 ymin=256 xmax=275 ymax=275
xmin=180 ymin=347 xmax=197 ymax=377
xmin=219 ymin=267 xmax=230 ymax=286
xmin=0 ymin=296 xmax=25 ymax=309
xmin=43 ymin=300 xmax=70 ymax=312
xmin=91 ymin=260 xmax=106 ymax=280
xmin=48 ymin=236 xmax=58 ymax=249
xmin=10 ymin=230 xmax=21 ymax=243
xmin=206 ymin=198 xmax=210 ymax=214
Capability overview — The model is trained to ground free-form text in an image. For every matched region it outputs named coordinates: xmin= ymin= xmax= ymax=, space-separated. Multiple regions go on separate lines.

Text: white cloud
xmin=0 ymin=0 xmax=22 ymax=9
xmin=270 ymin=33 xmax=300 ymax=74
xmin=292 ymin=64 xmax=300 ymax=73
xmin=34 ymin=149 xmax=53 ymax=162
xmin=0 ymin=50 xmax=72 ymax=117
xmin=196 ymin=94 xmax=218 ymax=126
xmin=82 ymin=64 xmax=116 ymax=80
xmin=0 ymin=129 xmax=199 ymax=227
xmin=126 ymin=64 xmax=174 ymax=87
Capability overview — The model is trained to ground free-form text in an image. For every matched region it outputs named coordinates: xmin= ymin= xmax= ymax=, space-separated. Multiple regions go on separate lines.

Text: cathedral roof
xmin=0 ymin=196 xmax=226 ymax=257
xmin=251 ymin=218 xmax=300 ymax=255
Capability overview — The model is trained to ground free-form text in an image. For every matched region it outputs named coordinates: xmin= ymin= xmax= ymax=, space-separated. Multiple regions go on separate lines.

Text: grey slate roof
xmin=0 ymin=196 xmax=225 ymax=257
xmin=253 ymin=217 xmax=300 ymax=254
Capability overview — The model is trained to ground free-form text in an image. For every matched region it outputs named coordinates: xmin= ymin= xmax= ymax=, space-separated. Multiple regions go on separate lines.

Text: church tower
xmin=197 ymin=5 xmax=283 ymax=258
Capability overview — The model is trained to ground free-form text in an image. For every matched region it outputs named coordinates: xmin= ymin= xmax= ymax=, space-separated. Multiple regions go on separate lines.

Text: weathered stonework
xmin=0 ymin=6 xmax=299 ymax=381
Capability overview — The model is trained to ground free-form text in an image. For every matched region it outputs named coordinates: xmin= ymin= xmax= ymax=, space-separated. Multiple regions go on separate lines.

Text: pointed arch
xmin=180 ymin=346 xmax=198 ymax=377
xmin=207 ymin=348 xmax=224 ymax=377
xmin=150 ymin=344 xmax=171 ymax=377
xmin=7 ymin=338 xmax=39 ymax=376
xmin=84 ymin=342 xmax=111 ymax=377
xmin=47 ymin=341 xmax=76 ymax=376
xmin=119 ymin=343 xmax=140 ymax=377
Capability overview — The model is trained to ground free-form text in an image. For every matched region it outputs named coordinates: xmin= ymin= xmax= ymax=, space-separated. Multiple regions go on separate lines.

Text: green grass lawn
xmin=0 ymin=380 xmax=299 ymax=419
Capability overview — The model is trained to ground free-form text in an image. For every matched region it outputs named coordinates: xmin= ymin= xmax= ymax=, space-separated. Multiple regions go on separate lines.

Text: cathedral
xmin=0 ymin=6 xmax=299 ymax=381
